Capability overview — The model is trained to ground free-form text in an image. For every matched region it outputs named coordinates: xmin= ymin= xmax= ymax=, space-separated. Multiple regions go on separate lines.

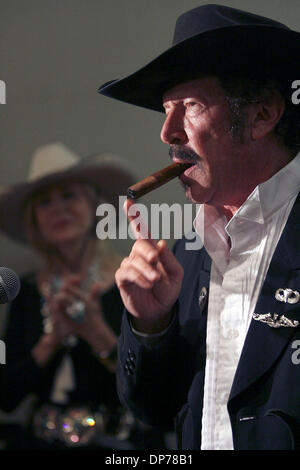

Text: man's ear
xmin=251 ymin=89 xmax=285 ymax=140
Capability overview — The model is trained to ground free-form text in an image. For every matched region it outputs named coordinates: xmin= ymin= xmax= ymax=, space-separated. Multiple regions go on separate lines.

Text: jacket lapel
xmin=228 ymin=193 xmax=300 ymax=403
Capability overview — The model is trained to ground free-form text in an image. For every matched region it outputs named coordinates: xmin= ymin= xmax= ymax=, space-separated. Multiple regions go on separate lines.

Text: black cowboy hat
xmin=98 ymin=4 xmax=300 ymax=112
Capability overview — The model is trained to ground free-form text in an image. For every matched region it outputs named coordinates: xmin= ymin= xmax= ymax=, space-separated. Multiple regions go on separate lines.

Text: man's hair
xmin=218 ymin=74 xmax=300 ymax=155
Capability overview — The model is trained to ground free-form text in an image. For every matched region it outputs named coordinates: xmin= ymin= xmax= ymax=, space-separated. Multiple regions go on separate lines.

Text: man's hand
xmin=115 ymin=199 xmax=184 ymax=334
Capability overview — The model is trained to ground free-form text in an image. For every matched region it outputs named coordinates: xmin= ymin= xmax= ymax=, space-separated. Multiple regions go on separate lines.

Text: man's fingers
xmin=117 ymin=239 xmax=183 ymax=290
xmin=115 ymin=264 xmax=156 ymax=290
xmin=120 ymin=256 xmax=161 ymax=283
xmin=124 ymin=198 xmax=156 ymax=246
xmin=130 ymin=238 xmax=160 ymax=265
xmin=157 ymin=239 xmax=184 ymax=282
xmin=120 ymin=201 xmax=184 ymax=296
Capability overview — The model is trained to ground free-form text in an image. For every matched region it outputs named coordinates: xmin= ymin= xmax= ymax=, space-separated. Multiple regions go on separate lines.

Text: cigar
xmin=127 ymin=162 xmax=193 ymax=199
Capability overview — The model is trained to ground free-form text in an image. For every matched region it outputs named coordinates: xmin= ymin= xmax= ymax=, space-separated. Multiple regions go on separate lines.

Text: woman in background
xmin=0 ymin=143 xmax=168 ymax=449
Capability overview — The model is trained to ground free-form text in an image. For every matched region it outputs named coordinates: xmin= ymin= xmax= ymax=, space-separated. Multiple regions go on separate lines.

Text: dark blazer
xmin=117 ymin=193 xmax=300 ymax=450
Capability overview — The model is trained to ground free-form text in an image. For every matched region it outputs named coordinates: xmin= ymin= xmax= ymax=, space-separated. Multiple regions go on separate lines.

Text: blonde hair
xmin=23 ymin=178 xmax=123 ymax=293
xmin=23 ymin=179 xmax=102 ymax=269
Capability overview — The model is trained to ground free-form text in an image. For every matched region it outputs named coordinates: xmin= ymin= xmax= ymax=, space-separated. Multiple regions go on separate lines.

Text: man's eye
xmin=185 ymin=101 xmax=198 ymax=108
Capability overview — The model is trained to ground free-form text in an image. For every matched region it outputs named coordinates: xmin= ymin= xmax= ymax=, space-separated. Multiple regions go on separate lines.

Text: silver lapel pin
xmin=198 ymin=286 xmax=208 ymax=312
xmin=275 ymin=288 xmax=300 ymax=304
xmin=253 ymin=312 xmax=299 ymax=328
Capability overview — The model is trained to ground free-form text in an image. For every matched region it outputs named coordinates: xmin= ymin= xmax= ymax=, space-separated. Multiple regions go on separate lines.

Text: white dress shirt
xmin=194 ymin=152 xmax=300 ymax=450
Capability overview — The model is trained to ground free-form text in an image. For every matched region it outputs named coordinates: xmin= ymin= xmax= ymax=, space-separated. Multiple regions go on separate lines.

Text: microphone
xmin=0 ymin=267 xmax=20 ymax=304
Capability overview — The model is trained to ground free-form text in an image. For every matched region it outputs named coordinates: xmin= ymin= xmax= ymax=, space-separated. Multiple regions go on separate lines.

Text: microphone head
xmin=0 ymin=267 xmax=20 ymax=304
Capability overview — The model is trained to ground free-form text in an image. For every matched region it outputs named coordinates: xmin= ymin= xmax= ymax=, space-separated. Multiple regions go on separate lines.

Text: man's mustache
xmin=169 ymin=146 xmax=199 ymax=163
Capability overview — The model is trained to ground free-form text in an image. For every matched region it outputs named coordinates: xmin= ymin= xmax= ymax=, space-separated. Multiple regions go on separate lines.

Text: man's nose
xmin=160 ymin=108 xmax=187 ymax=146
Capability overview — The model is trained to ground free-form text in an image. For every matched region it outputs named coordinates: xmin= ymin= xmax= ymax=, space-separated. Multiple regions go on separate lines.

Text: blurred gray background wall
xmin=1 ymin=0 xmax=300 ymax=273
xmin=0 ymin=0 xmax=299 ymax=420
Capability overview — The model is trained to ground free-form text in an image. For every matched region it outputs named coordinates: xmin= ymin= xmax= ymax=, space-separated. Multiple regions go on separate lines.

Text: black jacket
xmin=117 ymin=194 xmax=300 ymax=450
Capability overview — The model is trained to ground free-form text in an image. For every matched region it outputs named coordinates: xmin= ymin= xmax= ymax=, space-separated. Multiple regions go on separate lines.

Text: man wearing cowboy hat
xmin=98 ymin=5 xmax=300 ymax=450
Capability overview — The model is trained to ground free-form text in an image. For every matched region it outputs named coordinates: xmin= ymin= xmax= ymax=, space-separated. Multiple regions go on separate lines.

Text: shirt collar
xmin=231 ymin=150 xmax=300 ymax=225
xmin=193 ymin=151 xmax=300 ymax=269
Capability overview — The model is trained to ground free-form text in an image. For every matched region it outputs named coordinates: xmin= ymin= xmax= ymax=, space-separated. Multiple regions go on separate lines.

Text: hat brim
xmin=0 ymin=158 xmax=135 ymax=244
xmin=98 ymin=25 xmax=300 ymax=112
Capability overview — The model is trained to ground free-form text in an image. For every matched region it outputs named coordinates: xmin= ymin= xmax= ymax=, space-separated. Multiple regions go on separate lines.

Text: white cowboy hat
xmin=0 ymin=142 xmax=135 ymax=243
